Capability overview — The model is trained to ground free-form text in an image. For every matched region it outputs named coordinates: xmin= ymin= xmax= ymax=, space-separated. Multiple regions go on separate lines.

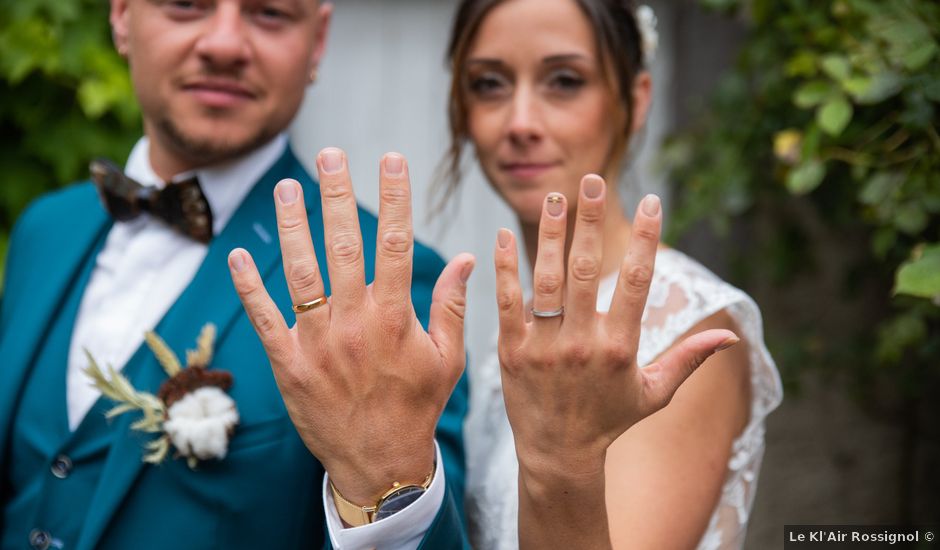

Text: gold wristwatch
xmin=329 ymin=467 xmax=435 ymax=527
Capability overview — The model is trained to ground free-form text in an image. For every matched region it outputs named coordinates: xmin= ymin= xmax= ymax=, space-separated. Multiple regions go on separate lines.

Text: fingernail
xmin=277 ymin=181 xmax=299 ymax=204
xmin=460 ymin=260 xmax=474 ymax=284
xmin=545 ymin=194 xmax=564 ymax=217
xmin=384 ymin=153 xmax=404 ymax=176
xmin=497 ymin=228 xmax=512 ymax=249
xmin=583 ymin=176 xmax=604 ymax=199
xmin=716 ymin=336 xmax=740 ymax=352
xmin=642 ymin=194 xmax=661 ymax=216
xmin=321 ymin=148 xmax=344 ymax=174
xmin=230 ymin=249 xmax=248 ymax=273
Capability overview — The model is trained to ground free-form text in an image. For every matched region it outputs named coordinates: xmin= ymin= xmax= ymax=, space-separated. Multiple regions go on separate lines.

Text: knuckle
xmin=623 ymin=264 xmax=653 ymax=293
xmin=633 ymin=224 xmax=659 ymax=242
xmin=380 ymin=229 xmax=413 ymax=255
xmin=329 ymin=233 xmax=363 ymax=262
xmin=541 ymin=223 xmax=565 ymax=241
xmin=496 ymin=288 xmax=518 ymax=313
xmin=249 ymin=307 xmax=280 ymax=337
xmin=320 ymin=181 xmax=354 ymax=201
xmin=534 ymin=272 xmax=563 ymax=296
xmin=562 ymin=341 xmax=592 ymax=366
xmin=569 ymin=255 xmax=601 ymax=283
xmin=578 ymin=204 xmax=604 ymax=225
xmin=606 ymin=344 xmax=632 ymax=366
xmin=337 ymin=325 xmax=366 ymax=355
xmin=286 ymin=261 xmax=320 ymax=293
xmin=277 ymin=213 xmax=306 ymax=231
xmin=380 ymin=184 xmax=411 ymax=204
xmin=442 ymin=290 xmax=467 ymax=321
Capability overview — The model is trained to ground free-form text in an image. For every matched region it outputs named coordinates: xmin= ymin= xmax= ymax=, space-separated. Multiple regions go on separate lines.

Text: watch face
xmin=373 ymin=486 xmax=426 ymax=521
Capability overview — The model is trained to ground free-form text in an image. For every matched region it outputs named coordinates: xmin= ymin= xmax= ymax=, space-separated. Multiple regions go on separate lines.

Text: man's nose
xmin=507 ymin=87 xmax=542 ymax=145
xmin=194 ymin=3 xmax=250 ymax=71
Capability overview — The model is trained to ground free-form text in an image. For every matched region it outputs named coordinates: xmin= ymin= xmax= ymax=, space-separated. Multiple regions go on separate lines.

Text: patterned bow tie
xmin=90 ymin=158 xmax=214 ymax=244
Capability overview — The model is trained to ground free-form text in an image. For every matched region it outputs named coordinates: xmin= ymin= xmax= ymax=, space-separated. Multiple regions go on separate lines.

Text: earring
xmin=308 ymin=68 xmax=318 ymax=84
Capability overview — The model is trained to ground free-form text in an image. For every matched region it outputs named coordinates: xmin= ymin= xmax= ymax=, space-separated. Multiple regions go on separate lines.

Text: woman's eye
xmin=547 ymin=71 xmax=586 ymax=93
xmin=164 ymin=0 xmax=206 ymax=18
xmin=468 ymin=74 xmax=510 ymax=99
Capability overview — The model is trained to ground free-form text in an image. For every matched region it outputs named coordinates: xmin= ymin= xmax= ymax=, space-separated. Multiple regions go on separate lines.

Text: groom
xmin=0 ymin=1 xmax=468 ymax=548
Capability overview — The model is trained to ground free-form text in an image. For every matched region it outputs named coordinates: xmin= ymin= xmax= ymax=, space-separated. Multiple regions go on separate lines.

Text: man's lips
xmin=182 ymin=80 xmax=257 ymax=108
xmin=499 ymin=162 xmax=560 ymax=179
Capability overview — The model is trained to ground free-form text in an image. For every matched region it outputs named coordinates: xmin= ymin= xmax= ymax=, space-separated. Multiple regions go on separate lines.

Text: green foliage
xmin=0 ymin=0 xmax=141 ymax=289
xmin=664 ymin=0 xmax=939 ymax=403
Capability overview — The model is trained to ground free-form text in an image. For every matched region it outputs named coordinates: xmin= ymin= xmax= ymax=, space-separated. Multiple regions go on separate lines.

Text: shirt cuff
xmin=323 ymin=442 xmax=446 ymax=550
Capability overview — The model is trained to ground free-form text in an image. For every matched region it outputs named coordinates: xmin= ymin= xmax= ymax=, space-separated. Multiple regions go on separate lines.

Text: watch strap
xmin=329 ymin=468 xmax=435 ymax=527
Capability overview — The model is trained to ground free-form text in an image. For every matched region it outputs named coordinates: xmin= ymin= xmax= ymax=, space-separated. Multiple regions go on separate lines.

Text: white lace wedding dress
xmin=464 ymin=249 xmax=783 ymax=549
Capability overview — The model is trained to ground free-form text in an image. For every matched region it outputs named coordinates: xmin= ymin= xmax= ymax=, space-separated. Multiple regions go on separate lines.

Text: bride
xmin=437 ymin=0 xmax=784 ymax=547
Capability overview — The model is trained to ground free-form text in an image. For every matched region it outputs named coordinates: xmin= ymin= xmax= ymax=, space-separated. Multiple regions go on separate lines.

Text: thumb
xmin=428 ymin=253 xmax=475 ymax=375
xmin=640 ymin=329 xmax=739 ymax=413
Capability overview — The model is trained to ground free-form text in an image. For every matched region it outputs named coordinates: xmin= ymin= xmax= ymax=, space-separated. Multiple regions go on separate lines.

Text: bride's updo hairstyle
xmin=434 ymin=0 xmax=647 ymax=210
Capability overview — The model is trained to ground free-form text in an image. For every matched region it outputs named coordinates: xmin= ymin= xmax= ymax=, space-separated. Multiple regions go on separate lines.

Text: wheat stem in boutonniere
xmin=144 ymin=331 xmax=182 ymax=377
xmin=186 ymin=324 xmax=216 ymax=368
xmin=83 ymin=351 xmax=169 ymax=463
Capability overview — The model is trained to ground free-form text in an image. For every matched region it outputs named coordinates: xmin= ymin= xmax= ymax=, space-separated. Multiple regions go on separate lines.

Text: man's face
xmin=111 ymin=0 xmax=331 ymax=171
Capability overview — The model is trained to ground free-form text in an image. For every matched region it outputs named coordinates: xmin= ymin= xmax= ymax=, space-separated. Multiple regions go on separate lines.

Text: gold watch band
xmin=329 ymin=468 xmax=435 ymax=527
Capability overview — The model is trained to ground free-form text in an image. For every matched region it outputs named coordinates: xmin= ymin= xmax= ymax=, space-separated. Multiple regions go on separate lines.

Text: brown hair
xmin=432 ymin=0 xmax=646 ymax=213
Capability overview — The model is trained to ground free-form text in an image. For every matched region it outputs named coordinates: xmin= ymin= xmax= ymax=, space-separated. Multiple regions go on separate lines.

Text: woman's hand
xmin=228 ymin=149 xmax=474 ymax=506
xmin=494 ymin=174 xmax=737 ymax=548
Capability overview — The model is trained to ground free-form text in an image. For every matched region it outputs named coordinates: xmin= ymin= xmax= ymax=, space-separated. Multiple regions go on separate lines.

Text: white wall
xmin=290 ymin=0 xmax=676 ymax=369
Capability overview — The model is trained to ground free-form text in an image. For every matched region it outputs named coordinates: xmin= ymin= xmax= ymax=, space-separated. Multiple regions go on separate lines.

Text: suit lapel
xmin=77 ymin=147 xmax=318 ymax=550
xmin=0 ymin=187 xmax=110 ymax=477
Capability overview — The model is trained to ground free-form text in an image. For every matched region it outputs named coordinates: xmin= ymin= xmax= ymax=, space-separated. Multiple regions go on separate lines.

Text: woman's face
xmin=463 ymin=0 xmax=622 ymax=225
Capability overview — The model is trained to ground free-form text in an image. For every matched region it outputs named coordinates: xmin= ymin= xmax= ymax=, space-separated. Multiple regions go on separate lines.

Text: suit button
xmin=28 ymin=529 xmax=51 ymax=550
xmin=50 ymin=455 xmax=73 ymax=479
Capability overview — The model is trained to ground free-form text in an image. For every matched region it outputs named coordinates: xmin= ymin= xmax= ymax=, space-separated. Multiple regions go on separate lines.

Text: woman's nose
xmin=506 ymin=87 xmax=543 ymax=145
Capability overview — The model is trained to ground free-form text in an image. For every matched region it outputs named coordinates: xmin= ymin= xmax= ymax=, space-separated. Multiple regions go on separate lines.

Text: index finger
xmin=605 ymin=194 xmax=662 ymax=350
xmin=316 ymin=147 xmax=367 ymax=314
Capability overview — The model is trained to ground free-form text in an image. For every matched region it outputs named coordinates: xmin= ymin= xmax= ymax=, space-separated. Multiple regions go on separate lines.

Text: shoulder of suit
xmin=15 ymin=181 xmax=101 ymax=233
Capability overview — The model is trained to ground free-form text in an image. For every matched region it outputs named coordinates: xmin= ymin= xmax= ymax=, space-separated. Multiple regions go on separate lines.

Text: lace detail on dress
xmin=464 ymin=249 xmax=783 ymax=550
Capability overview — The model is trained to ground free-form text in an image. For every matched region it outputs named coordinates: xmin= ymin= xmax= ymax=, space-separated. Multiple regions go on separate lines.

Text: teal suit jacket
xmin=0 ymin=146 xmax=469 ymax=549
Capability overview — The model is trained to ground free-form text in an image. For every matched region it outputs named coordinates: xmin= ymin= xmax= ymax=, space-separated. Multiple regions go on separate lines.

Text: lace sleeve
xmin=595 ymin=249 xmax=783 ymax=549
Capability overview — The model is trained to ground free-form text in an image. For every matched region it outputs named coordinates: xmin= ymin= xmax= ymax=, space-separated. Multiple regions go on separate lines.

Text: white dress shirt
xmin=65 ymin=134 xmax=444 ymax=549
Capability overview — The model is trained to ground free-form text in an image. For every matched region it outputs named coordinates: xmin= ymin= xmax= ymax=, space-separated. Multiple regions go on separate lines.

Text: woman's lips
xmin=500 ymin=162 xmax=559 ymax=180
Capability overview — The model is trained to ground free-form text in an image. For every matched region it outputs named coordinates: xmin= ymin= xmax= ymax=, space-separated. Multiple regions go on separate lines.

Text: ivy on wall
xmin=0 ymin=0 xmax=140 ymax=289
xmin=664 ymin=0 xmax=938 ymax=405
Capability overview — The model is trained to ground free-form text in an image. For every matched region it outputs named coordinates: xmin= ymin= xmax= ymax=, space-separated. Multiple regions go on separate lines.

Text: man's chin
xmin=157 ymin=117 xmax=276 ymax=167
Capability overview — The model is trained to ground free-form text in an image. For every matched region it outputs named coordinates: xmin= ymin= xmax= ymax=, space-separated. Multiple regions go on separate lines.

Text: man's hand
xmin=228 ymin=148 xmax=474 ymax=505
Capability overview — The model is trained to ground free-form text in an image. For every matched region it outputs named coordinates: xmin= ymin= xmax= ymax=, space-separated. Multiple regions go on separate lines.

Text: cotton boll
xmin=164 ymin=386 xmax=239 ymax=461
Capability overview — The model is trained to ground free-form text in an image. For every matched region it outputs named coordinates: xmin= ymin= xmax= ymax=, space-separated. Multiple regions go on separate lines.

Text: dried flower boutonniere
xmin=84 ymin=323 xmax=239 ymax=468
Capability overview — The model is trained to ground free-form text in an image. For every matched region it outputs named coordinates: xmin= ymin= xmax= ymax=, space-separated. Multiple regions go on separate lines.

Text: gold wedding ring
xmin=292 ymin=296 xmax=328 ymax=314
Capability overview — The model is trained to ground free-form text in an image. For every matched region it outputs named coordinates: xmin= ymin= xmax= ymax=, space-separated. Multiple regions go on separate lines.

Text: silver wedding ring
xmin=531 ymin=306 xmax=565 ymax=318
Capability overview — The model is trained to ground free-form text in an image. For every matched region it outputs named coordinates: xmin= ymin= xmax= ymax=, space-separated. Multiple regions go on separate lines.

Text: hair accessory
xmin=636 ymin=5 xmax=659 ymax=66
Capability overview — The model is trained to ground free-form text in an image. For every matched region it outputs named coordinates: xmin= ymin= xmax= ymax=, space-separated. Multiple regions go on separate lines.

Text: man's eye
xmin=164 ymin=0 xmax=206 ymax=18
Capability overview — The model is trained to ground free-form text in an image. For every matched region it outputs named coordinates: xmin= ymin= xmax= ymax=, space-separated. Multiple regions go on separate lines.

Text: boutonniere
xmin=84 ymin=323 xmax=240 ymax=468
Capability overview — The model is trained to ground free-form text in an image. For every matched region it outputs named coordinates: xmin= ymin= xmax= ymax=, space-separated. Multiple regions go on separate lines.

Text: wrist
xmin=517 ymin=449 xmax=607 ymax=499
xmin=325 ymin=439 xmax=436 ymax=505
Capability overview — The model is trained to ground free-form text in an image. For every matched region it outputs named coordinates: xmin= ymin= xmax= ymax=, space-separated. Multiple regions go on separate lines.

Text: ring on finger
xmin=292 ymin=296 xmax=328 ymax=314
xmin=531 ymin=306 xmax=565 ymax=318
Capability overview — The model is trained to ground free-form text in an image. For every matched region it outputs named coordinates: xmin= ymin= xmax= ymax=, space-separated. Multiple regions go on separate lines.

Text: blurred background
xmin=1 ymin=0 xmax=937 ymax=547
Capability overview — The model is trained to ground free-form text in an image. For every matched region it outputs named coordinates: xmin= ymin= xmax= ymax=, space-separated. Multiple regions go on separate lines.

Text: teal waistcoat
xmin=2 ymin=233 xmax=112 ymax=549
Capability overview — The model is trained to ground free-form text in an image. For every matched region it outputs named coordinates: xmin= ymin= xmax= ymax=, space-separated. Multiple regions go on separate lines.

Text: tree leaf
xmin=793 ymin=80 xmax=833 ymax=108
xmin=786 ymin=159 xmax=826 ymax=195
xmin=817 ymin=95 xmax=853 ymax=136
xmin=895 ymin=245 xmax=940 ymax=299
xmin=821 ymin=53 xmax=851 ymax=82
